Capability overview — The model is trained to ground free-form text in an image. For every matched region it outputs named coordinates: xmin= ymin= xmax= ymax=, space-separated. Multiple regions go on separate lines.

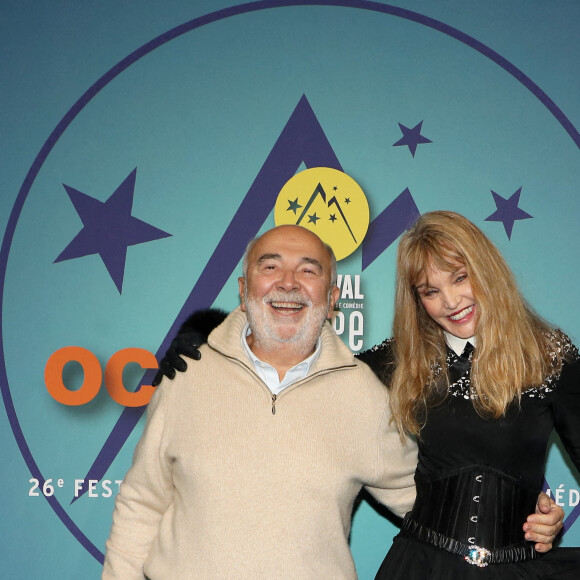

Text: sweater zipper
xmin=268 ymin=364 xmax=355 ymax=415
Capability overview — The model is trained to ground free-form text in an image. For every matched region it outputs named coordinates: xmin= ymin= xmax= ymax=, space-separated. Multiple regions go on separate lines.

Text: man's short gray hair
xmin=241 ymin=234 xmax=337 ymax=287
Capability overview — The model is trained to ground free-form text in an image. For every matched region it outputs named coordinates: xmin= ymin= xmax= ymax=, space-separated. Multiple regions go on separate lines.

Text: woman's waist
xmin=409 ymin=464 xmax=538 ymax=550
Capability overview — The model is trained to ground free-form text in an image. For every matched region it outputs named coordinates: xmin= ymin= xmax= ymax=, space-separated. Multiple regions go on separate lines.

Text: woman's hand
xmin=523 ymin=492 xmax=564 ymax=552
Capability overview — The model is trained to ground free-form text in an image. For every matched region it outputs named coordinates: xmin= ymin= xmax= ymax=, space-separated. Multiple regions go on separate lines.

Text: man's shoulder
xmin=317 ymin=323 xmax=357 ymax=365
xmin=353 ymin=357 xmax=391 ymax=392
xmin=207 ymin=307 xmax=247 ymax=352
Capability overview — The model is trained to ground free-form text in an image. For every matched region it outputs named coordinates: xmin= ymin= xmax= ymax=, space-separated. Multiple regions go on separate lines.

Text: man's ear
xmin=238 ymin=277 xmax=247 ymax=311
xmin=326 ymin=286 xmax=340 ymax=319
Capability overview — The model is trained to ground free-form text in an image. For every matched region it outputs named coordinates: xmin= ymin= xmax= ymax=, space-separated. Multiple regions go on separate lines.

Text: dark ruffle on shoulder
xmin=177 ymin=308 xmax=229 ymax=344
xmin=356 ymin=338 xmax=396 ymax=386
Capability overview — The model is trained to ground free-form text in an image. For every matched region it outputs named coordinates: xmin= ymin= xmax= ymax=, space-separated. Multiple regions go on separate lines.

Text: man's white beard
xmin=244 ymin=288 xmax=330 ymax=359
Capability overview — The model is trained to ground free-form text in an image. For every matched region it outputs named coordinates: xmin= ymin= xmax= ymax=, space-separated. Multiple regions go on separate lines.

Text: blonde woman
xmin=370 ymin=211 xmax=580 ymax=578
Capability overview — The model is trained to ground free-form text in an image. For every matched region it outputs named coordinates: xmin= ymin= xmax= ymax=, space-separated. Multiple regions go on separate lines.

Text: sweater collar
xmin=208 ymin=307 xmax=357 ymax=374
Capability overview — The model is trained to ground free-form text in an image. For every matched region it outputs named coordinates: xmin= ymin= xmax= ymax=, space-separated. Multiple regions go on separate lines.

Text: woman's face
xmin=415 ymin=264 xmax=478 ymax=339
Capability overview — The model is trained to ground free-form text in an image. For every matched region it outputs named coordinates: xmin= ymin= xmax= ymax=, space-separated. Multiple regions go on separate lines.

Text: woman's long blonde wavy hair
xmin=390 ymin=210 xmax=563 ymax=437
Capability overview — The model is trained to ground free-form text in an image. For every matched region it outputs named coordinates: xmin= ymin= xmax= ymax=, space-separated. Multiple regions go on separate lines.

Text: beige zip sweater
xmin=102 ymin=308 xmax=417 ymax=579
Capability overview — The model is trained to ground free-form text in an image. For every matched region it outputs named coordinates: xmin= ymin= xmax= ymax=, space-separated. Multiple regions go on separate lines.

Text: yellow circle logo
xmin=274 ymin=167 xmax=370 ymax=261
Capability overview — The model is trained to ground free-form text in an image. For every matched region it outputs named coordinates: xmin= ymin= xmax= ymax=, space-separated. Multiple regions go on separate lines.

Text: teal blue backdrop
xmin=2 ymin=1 xmax=580 ymax=577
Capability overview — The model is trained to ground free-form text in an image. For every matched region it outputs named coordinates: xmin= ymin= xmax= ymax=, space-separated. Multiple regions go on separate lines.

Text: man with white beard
xmin=102 ymin=225 xmax=418 ymax=580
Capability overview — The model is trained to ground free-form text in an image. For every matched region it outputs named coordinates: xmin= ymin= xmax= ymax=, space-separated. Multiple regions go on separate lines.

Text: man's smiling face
xmin=239 ymin=225 xmax=339 ymax=355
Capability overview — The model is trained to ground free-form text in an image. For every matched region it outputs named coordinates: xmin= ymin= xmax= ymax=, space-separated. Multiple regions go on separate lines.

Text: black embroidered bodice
xmin=358 ymin=335 xmax=580 ymax=555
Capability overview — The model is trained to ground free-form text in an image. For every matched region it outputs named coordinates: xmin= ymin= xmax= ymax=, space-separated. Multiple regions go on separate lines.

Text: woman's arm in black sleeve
xmin=552 ymin=357 xmax=580 ymax=470
xmin=152 ymin=308 xmax=228 ymax=385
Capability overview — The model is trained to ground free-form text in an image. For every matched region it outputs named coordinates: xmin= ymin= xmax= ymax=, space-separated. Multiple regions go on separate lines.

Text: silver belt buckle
xmin=464 ymin=545 xmax=491 ymax=567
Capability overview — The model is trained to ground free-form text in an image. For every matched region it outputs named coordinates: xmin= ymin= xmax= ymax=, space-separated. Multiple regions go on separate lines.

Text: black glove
xmin=152 ymin=308 xmax=229 ymax=386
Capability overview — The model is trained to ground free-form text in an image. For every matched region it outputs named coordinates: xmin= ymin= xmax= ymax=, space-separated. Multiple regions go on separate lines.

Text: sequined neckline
xmin=443 ymin=332 xmax=579 ymax=400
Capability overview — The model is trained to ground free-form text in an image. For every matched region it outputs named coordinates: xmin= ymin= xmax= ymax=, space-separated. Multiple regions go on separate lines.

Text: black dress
xmin=358 ymin=335 xmax=580 ymax=579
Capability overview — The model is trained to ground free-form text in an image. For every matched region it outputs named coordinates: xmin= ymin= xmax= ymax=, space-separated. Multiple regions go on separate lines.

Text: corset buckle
xmin=465 ymin=545 xmax=491 ymax=568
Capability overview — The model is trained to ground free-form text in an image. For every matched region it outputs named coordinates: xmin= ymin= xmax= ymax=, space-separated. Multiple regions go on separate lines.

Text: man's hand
xmin=523 ymin=492 xmax=564 ymax=553
xmin=152 ymin=309 xmax=229 ymax=386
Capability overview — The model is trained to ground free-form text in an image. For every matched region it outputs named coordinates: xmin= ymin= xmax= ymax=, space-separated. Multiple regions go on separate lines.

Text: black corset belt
xmin=402 ymin=465 xmax=540 ymax=567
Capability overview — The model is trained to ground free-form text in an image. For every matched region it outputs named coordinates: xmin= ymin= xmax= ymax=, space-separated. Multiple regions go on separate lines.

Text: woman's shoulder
xmin=523 ymin=330 xmax=580 ymax=399
xmin=355 ymin=338 xmax=396 ymax=382
xmin=545 ymin=329 xmax=580 ymax=364
xmin=357 ymin=337 xmax=395 ymax=361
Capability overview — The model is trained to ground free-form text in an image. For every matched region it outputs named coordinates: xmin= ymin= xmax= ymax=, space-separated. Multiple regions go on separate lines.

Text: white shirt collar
xmin=241 ymin=323 xmax=321 ymax=395
xmin=444 ymin=331 xmax=476 ymax=357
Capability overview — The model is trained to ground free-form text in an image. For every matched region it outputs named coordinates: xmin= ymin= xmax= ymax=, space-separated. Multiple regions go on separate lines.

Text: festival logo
xmin=275 ymin=167 xmax=370 ymax=260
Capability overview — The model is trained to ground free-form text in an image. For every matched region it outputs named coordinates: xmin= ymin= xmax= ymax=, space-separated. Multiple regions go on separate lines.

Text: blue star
xmin=54 ymin=168 xmax=171 ymax=293
xmin=393 ymin=121 xmax=432 ymax=157
xmin=485 ymin=187 xmax=533 ymax=239
xmin=287 ymin=197 xmax=302 ymax=214
xmin=308 ymin=213 xmax=320 ymax=225
xmin=344 ymin=197 xmax=351 ymax=205
xmin=329 ymin=214 xmax=337 ymax=223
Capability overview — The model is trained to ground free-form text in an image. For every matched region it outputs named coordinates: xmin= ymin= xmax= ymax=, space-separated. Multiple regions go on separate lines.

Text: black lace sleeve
xmin=355 ymin=338 xmax=396 ymax=386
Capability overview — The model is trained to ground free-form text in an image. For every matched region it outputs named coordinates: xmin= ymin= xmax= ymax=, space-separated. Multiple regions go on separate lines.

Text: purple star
xmin=54 ymin=168 xmax=171 ymax=293
xmin=485 ymin=187 xmax=533 ymax=239
xmin=393 ymin=121 xmax=432 ymax=157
